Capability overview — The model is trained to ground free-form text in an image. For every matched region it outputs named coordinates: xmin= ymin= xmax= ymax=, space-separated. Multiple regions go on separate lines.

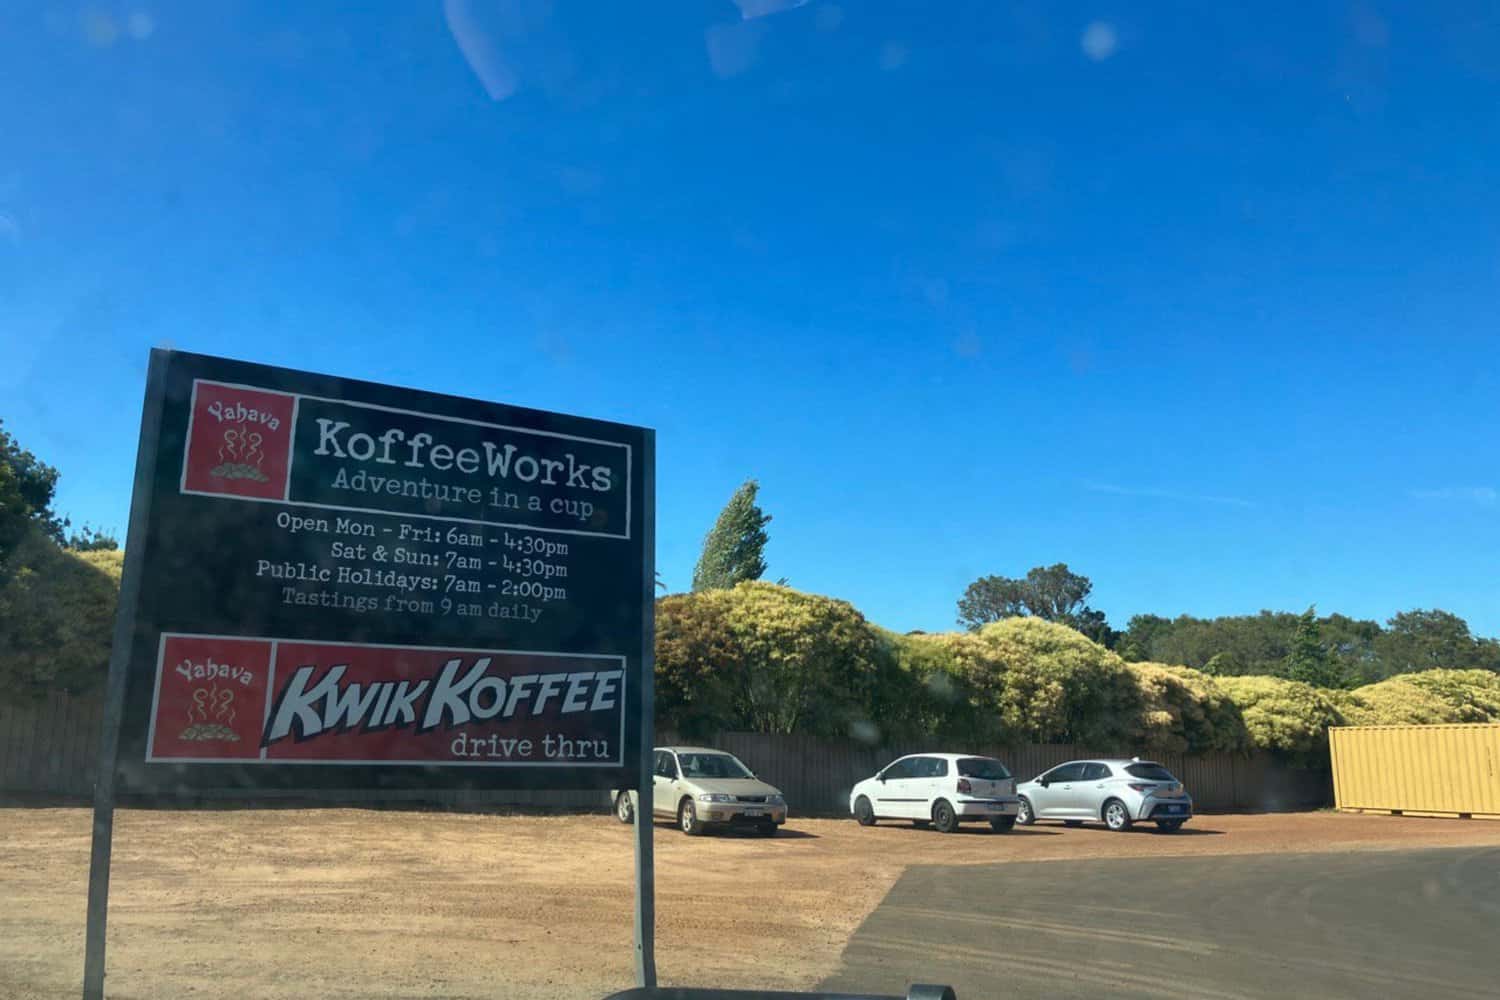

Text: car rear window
xmin=957 ymin=758 xmax=1011 ymax=780
xmin=1124 ymin=763 xmax=1177 ymax=781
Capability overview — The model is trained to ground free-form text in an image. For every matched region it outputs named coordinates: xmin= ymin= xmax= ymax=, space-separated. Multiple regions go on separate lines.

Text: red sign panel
xmin=149 ymin=636 xmax=274 ymax=760
xmin=180 ymin=382 xmax=296 ymax=501
xmin=147 ymin=633 xmax=625 ymax=766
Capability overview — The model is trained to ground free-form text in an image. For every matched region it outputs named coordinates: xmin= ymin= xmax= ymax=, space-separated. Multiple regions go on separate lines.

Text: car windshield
xmin=957 ymin=758 xmax=1011 ymax=780
xmin=677 ymin=753 xmax=753 ymax=780
xmin=1125 ymin=764 xmax=1177 ymax=782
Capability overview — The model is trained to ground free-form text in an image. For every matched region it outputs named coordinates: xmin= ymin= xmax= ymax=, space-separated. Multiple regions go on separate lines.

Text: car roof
xmin=890 ymin=752 xmax=1001 ymax=761
xmin=1049 ymin=758 xmax=1163 ymax=767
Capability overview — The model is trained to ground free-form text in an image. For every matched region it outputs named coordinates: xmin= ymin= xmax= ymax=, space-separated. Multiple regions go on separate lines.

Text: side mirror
xmin=1038 ymin=778 xmax=1049 ymax=788
xmin=878 ymin=775 xmax=887 ymax=783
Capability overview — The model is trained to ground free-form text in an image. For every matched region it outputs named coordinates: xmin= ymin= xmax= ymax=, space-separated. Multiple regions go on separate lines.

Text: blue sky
xmin=3 ymin=2 xmax=1498 ymax=635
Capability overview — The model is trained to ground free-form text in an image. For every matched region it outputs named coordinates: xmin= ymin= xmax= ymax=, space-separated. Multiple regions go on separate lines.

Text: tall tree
xmin=0 ymin=420 xmax=65 ymax=575
xmin=956 ymin=563 xmax=1113 ymax=641
xmin=1376 ymin=609 xmax=1500 ymax=675
xmin=691 ymin=479 xmax=772 ymax=592
xmin=1115 ymin=613 xmax=1174 ymax=661
xmin=1283 ymin=606 xmax=1342 ymax=687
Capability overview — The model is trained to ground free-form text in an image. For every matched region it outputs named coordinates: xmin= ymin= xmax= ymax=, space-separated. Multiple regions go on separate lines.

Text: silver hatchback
xmin=1015 ymin=758 xmax=1193 ymax=832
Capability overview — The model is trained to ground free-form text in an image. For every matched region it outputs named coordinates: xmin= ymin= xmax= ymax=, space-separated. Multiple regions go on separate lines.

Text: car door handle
xmin=1096 ymin=784 xmax=1105 ymax=788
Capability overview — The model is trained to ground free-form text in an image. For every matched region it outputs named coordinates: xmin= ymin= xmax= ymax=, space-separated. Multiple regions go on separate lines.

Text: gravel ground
xmin=2 ymin=808 xmax=1498 ymax=1000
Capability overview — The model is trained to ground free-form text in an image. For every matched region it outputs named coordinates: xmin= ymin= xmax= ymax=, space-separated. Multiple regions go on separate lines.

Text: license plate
xmin=741 ymin=808 xmax=763 ymax=816
xmin=1161 ymin=805 xmax=1182 ymax=813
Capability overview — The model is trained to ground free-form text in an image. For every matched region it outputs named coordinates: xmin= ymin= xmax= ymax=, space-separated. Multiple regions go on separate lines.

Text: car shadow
xmin=993 ymin=827 xmax=1062 ymax=836
xmin=648 ymin=820 xmax=819 ymax=839
xmin=743 ymin=827 xmax=819 ymax=840
xmin=954 ymin=826 xmax=1062 ymax=836
xmin=872 ymin=824 xmax=1062 ymax=836
xmin=1041 ymin=822 xmax=1225 ymax=836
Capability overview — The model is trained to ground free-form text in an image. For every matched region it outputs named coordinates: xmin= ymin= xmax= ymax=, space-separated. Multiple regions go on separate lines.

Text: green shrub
xmin=1336 ymin=669 xmax=1500 ymax=727
xmin=868 ymin=629 xmax=993 ymax=744
xmin=1216 ymin=675 xmax=1344 ymax=761
xmin=1394 ymin=669 xmax=1500 ymax=721
xmin=0 ymin=529 xmax=122 ymax=701
xmin=655 ymin=590 xmax=744 ymax=740
xmin=943 ymin=617 xmax=1141 ymax=747
xmin=1127 ymin=662 xmax=1250 ymax=754
xmin=719 ymin=582 xmax=880 ymax=738
xmin=656 ymin=583 xmax=882 ymax=740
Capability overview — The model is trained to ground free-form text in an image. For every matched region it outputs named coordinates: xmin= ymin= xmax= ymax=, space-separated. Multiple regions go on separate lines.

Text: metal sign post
xmin=634 ymin=440 xmax=657 ymax=988
xmin=78 ymin=349 xmax=653 ymax=997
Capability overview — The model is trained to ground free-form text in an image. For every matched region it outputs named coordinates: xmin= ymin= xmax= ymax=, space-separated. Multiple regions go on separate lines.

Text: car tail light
xmin=957 ymin=778 xmax=972 ymax=794
xmin=1128 ymin=783 xmax=1154 ymax=792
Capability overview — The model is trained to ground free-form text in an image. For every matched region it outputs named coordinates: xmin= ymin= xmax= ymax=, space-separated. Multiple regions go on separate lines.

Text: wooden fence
xmin=1 ymin=690 xmax=106 ymax=797
xmin=1 ymin=691 xmax=1330 ymax=813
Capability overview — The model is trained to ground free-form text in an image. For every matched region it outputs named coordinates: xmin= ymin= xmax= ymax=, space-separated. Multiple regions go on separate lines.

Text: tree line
xmin=959 ymin=563 xmax=1499 ymax=688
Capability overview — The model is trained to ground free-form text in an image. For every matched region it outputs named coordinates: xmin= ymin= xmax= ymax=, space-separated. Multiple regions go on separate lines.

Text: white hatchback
xmin=849 ymin=753 xmax=1021 ymax=833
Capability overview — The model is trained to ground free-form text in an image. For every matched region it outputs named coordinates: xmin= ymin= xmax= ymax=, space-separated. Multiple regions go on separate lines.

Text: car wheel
xmin=1156 ymin=819 xmax=1185 ymax=833
xmin=932 ymin=799 xmax=959 ymax=834
xmin=854 ymin=795 xmax=877 ymax=827
xmin=679 ymin=798 xmax=704 ymax=836
xmin=614 ymin=792 xmax=634 ymax=824
xmin=1016 ymin=797 xmax=1035 ymax=826
xmin=989 ymin=815 xmax=1016 ymax=833
xmin=756 ymin=821 xmax=778 ymax=837
xmin=1104 ymin=798 xmax=1133 ymax=832
xmin=1063 ymin=820 xmax=1084 ymax=828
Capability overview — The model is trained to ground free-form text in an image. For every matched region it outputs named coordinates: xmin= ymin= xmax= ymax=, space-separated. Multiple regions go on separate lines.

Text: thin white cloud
xmin=443 ymin=0 xmax=519 ymax=101
xmin=1084 ymin=481 xmax=1255 ymax=508
xmin=1411 ymin=487 xmax=1497 ymax=505
xmin=733 ymin=0 xmax=809 ymax=19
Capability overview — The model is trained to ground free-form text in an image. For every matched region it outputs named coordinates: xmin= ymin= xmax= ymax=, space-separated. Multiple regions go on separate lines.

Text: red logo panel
xmin=145 ymin=635 xmax=625 ymax=767
xmin=181 ymin=382 xmax=295 ymax=500
xmin=150 ymin=636 xmax=273 ymax=760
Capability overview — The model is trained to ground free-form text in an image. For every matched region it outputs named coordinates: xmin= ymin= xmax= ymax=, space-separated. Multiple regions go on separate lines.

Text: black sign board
xmin=111 ymin=349 xmax=652 ymax=792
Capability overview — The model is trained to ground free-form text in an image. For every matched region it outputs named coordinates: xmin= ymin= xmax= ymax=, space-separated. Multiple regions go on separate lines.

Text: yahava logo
xmin=149 ymin=635 xmax=273 ymax=761
xmin=181 ymin=381 xmax=296 ymax=500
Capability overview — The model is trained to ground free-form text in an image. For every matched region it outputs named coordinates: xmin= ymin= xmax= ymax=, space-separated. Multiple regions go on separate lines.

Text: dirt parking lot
xmin=3 ymin=808 xmax=1499 ymax=1000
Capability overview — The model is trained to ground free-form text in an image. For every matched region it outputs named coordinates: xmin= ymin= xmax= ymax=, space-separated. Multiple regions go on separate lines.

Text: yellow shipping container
xmin=1329 ymin=723 xmax=1500 ymax=819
